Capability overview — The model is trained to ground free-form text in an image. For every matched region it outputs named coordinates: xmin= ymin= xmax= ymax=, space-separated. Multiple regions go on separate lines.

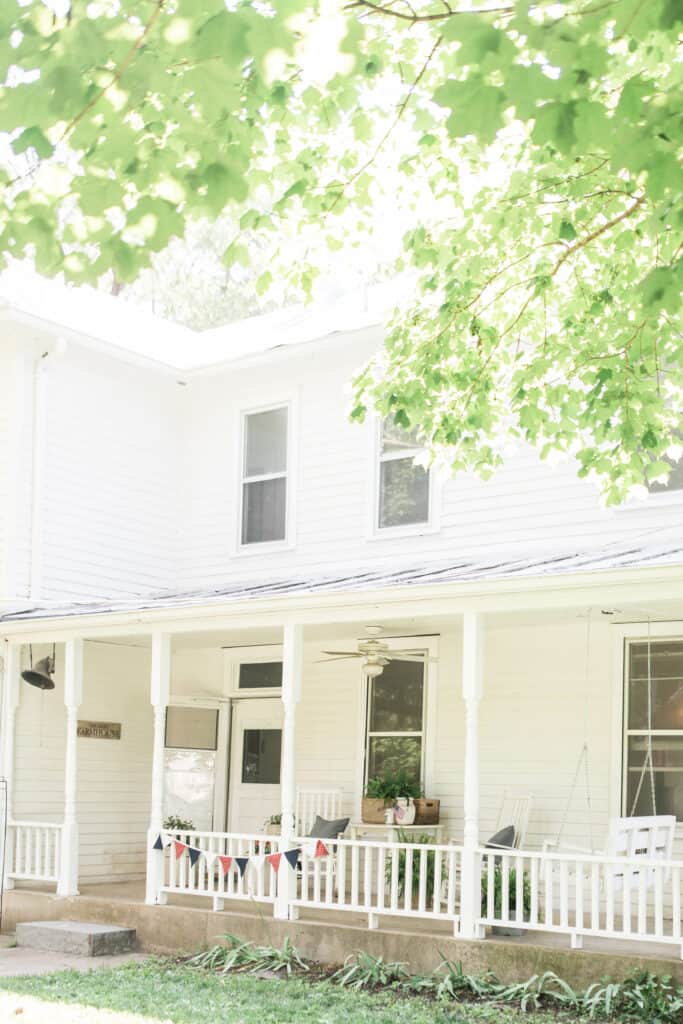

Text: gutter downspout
xmin=28 ymin=338 xmax=66 ymax=602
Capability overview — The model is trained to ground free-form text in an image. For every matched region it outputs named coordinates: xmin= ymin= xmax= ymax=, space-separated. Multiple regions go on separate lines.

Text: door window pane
xmin=165 ymin=707 xmax=218 ymax=751
xmin=245 ymin=408 xmax=288 ymax=476
xmin=242 ymin=477 xmax=287 ymax=544
xmin=369 ymin=660 xmax=424 ymax=732
xmin=379 ymin=458 xmax=429 ymax=528
xmin=626 ymin=736 xmax=683 ymax=818
xmin=241 ymin=729 xmax=282 ymax=784
xmin=238 ymin=662 xmax=283 ymax=689
xmin=368 ymin=736 xmax=422 ymax=781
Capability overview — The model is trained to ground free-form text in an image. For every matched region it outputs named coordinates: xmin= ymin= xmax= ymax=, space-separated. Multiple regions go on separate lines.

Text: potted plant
xmin=481 ymin=863 xmax=531 ymax=936
xmin=386 ymin=830 xmax=436 ymax=900
xmin=263 ymin=813 xmax=282 ymax=835
xmin=362 ymin=770 xmax=423 ymax=823
xmin=163 ymin=815 xmax=195 ymax=846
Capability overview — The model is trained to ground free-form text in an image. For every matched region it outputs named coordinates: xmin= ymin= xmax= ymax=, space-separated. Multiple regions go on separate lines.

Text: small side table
xmin=349 ymin=822 xmax=444 ymax=843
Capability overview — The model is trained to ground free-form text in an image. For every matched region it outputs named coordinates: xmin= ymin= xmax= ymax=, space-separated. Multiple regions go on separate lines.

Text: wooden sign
xmin=77 ymin=720 xmax=122 ymax=740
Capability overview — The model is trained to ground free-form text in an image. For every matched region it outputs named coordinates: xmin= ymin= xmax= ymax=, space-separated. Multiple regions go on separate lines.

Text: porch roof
xmin=2 ymin=535 xmax=682 ymax=626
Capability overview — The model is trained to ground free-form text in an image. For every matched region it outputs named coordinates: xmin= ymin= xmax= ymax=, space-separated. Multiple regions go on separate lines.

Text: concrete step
xmin=15 ymin=921 xmax=136 ymax=957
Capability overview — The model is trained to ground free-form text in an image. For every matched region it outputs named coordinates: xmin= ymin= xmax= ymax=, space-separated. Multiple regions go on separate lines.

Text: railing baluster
xmin=515 ymin=855 xmax=524 ymax=925
xmin=390 ymin=847 xmax=399 ymax=911
xmin=501 ymin=855 xmax=510 ymax=923
xmin=530 ymin=857 xmax=539 ymax=926
xmin=417 ymin=848 xmax=427 ymax=914
xmin=403 ymin=847 xmax=413 ymax=912
xmin=432 ymin=848 xmax=442 ymax=914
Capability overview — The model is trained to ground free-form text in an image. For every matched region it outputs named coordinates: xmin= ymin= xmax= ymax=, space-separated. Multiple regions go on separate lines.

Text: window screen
xmin=241 ymin=729 xmax=282 ymax=784
xmin=165 ymin=707 xmax=218 ymax=751
xmin=238 ymin=662 xmax=283 ymax=689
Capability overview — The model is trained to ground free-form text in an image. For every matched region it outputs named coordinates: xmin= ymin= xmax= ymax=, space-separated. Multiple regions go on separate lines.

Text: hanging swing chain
xmin=555 ymin=609 xmax=595 ymax=851
xmin=629 ymin=617 xmax=657 ymax=817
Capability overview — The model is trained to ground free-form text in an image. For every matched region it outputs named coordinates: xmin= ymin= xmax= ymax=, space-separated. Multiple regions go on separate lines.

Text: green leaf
xmin=559 ymin=220 xmax=576 ymax=241
xmin=12 ymin=126 xmax=53 ymax=159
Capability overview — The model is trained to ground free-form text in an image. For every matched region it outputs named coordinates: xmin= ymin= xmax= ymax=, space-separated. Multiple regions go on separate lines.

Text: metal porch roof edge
xmin=2 ymin=538 xmax=683 ymax=628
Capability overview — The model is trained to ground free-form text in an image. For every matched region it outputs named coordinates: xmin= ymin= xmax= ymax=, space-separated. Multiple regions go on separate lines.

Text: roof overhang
xmin=2 ymin=559 xmax=683 ymax=642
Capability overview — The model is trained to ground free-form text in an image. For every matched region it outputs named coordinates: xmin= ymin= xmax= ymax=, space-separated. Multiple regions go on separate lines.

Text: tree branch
xmin=344 ymin=0 xmax=514 ymax=22
xmin=550 ymin=194 xmax=645 ymax=277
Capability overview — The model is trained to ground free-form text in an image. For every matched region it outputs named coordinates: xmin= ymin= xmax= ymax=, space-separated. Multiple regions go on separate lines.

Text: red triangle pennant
xmin=218 ymin=855 xmax=233 ymax=876
xmin=266 ymin=852 xmax=282 ymax=873
xmin=314 ymin=840 xmax=329 ymax=859
xmin=174 ymin=841 xmax=187 ymax=860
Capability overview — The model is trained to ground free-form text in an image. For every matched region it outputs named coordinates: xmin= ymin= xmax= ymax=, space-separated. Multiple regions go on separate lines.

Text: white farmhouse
xmin=0 ymin=273 xmax=682 ymax=970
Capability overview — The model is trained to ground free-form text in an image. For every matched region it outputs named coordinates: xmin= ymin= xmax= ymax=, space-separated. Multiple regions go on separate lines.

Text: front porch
xmin=1 ymin=569 xmax=682 ymax=969
xmin=4 ymin=877 xmax=683 ymax=989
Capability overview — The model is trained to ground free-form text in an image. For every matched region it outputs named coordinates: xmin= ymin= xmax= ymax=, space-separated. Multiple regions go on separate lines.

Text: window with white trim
xmin=624 ymin=639 xmax=683 ymax=820
xmin=365 ymin=659 xmax=425 ymax=786
xmin=241 ymin=406 xmax=288 ymax=545
xmin=377 ymin=418 xmax=430 ymax=529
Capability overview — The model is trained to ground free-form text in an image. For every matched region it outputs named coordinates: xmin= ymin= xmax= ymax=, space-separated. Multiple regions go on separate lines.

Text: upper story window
xmin=241 ymin=406 xmax=288 ymax=545
xmin=378 ymin=418 xmax=430 ymax=530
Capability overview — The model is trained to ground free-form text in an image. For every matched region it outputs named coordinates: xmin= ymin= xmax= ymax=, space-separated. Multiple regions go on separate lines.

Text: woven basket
xmin=413 ymin=798 xmax=440 ymax=825
xmin=361 ymin=797 xmax=387 ymax=824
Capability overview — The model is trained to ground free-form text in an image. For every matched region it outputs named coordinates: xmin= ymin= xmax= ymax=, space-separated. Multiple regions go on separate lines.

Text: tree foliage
xmin=0 ymin=0 xmax=681 ymax=500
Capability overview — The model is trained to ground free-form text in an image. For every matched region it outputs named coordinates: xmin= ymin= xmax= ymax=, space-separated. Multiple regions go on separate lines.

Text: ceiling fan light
xmin=363 ymin=661 xmax=384 ymax=678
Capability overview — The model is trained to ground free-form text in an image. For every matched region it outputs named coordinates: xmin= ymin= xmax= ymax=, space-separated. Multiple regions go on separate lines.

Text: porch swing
xmin=542 ymin=612 xmax=676 ymax=879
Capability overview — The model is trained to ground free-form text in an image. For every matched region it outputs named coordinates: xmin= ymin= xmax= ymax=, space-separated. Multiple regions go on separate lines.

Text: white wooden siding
xmin=13 ymin=641 xmax=153 ymax=883
xmin=3 ymin=323 xmax=683 ymax=605
xmin=177 ymin=327 xmax=683 ymax=592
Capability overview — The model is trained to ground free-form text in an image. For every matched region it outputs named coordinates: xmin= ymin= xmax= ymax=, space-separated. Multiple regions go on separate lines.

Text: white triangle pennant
xmin=302 ymin=838 xmax=318 ymax=858
xmin=250 ymin=854 xmax=266 ymax=874
xmin=204 ymin=850 xmax=217 ymax=871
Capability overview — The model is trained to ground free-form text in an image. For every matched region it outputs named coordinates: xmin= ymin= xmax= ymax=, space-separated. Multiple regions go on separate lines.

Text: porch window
xmin=241 ymin=406 xmax=288 ymax=545
xmin=625 ymin=640 xmax=683 ymax=820
xmin=378 ymin=418 xmax=430 ymax=530
xmin=238 ymin=661 xmax=283 ymax=690
xmin=365 ymin=659 xmax=425 ymax=785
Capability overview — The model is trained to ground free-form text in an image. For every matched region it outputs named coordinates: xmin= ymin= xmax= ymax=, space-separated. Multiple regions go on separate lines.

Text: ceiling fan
xmin=318 ymin=626 xmax=433 ymax=678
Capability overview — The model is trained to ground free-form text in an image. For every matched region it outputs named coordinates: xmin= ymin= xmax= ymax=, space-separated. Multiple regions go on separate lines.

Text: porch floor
xmin=6 ymin=880 xmax=682 ymax=986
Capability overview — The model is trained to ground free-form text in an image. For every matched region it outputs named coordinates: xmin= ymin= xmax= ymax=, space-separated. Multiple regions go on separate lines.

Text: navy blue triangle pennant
xmin=235 ymin=856 xmax=249 ymax=878
xmin=284 ymin=848 xmax=299 ymax=871
xmin=188 ymin=846 xmax=201 ymax=868
xmin=152 ymin=834 xmax=164 ymax=851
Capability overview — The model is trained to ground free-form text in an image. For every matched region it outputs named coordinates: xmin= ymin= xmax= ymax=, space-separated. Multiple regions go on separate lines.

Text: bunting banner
xmin=250 ymin=854 xmax=266 ymax=874
xmin=218 ymin=855 xmax=233 ymax=876
xmin=153 ymin=838 xmax=303 ymax=876
xmin=314 ymin=840 xmax=329 ymax=859
xmin=284 ymin=849 xmax=299 ymax=871
xmin=266 ymin=852 xmax=282 ymax=873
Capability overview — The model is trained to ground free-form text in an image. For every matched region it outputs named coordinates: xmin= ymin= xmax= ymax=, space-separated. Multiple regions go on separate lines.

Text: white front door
xmin=228 ymin=699 xmax=283 ymax=833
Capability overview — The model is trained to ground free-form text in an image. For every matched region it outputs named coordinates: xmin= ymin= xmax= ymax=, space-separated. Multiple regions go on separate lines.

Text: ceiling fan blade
xmin=315 ymin=656 xmax=358 ymax=663
xmin=321 ymin=650 xmax=364 ymax=658
xmin=386 ymin=652 xmax=437 ymax=663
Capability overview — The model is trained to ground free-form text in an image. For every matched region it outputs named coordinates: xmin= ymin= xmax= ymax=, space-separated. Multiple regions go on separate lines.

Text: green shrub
xmin=480 ymin=863 xmax=531 ymax=918
xmin=330 ymin=951 xmax=409 ymax=990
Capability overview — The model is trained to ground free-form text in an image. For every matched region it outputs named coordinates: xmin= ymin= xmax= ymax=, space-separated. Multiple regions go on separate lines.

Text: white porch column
xmin=0 ymin=643 xmax=20 ymax=889
xmin=58 ymin=638 xmax=83 ymax=896
xmin=146 ymin=631 xmax=171 ymax=905
xmin=459 ymin=612 xmax=485 ymax=939
xmin=275 ymin=623 xmax=303 ymax=920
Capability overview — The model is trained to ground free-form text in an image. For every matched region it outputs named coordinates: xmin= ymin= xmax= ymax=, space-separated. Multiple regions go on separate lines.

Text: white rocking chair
xmin=493 ymin=791 xmax=534 ymax=850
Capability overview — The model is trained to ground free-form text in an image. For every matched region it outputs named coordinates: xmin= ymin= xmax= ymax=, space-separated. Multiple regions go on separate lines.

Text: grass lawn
xmin=0 ymin=962 xmax=569 ymax=1024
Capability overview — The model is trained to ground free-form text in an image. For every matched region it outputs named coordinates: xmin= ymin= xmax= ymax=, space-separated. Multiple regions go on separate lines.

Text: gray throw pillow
xmin=486 ymin=825 xmax=516 ymax=849
xmin=308 ymin=815 xmax=350 ymax=839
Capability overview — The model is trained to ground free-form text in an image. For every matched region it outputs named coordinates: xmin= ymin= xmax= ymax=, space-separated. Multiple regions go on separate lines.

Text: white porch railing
xmin=7 ymin=821 xmax=62 ymax=883
xmin=478 ymin=848 xmax=683 ymax=955
xmin=291 ymin=838 xmax=461 ymax=933
xmin=160 ymin=831 xmax=279 ymax=909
